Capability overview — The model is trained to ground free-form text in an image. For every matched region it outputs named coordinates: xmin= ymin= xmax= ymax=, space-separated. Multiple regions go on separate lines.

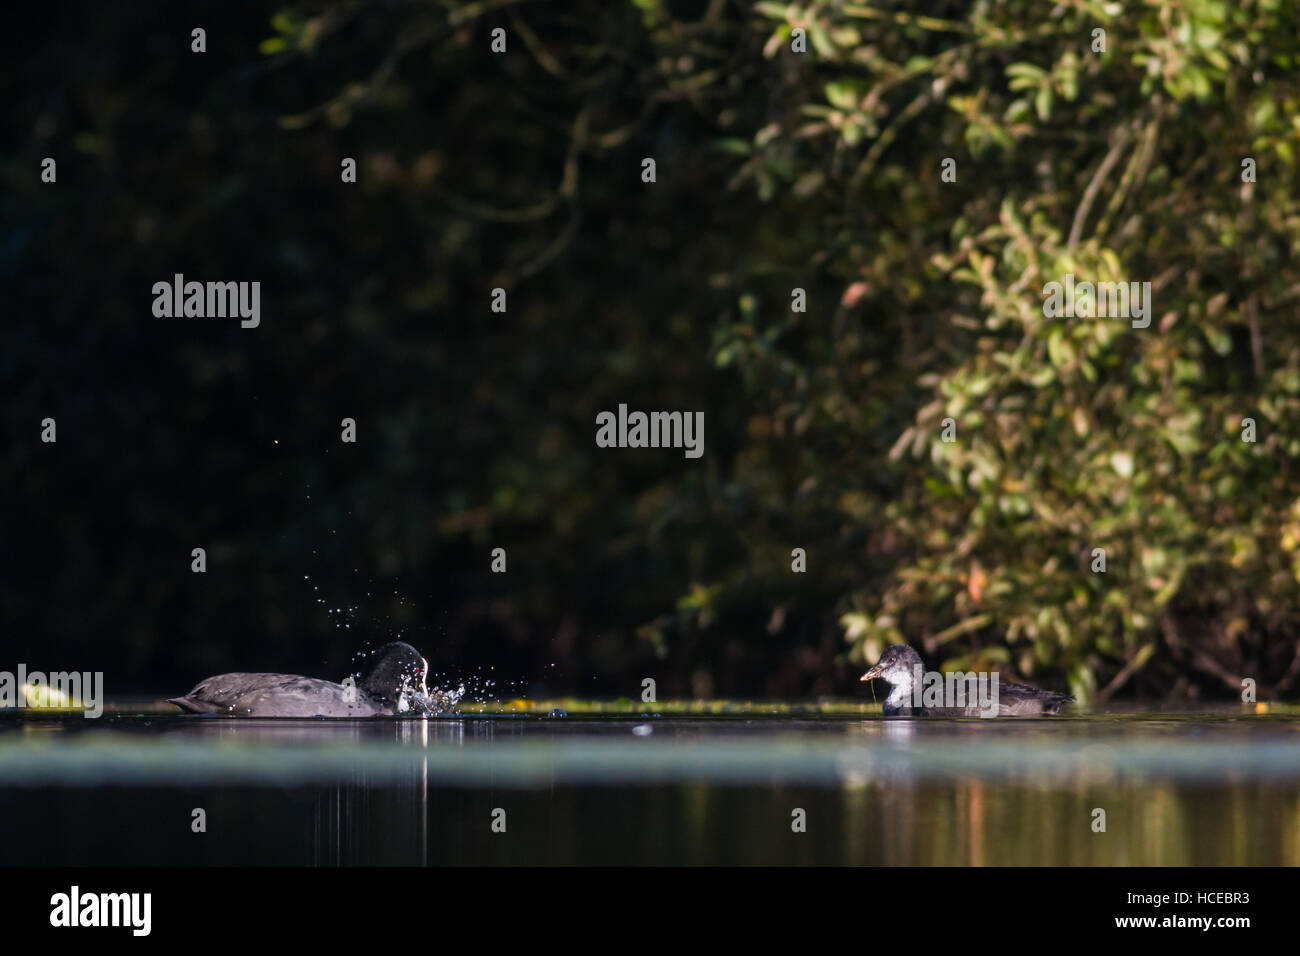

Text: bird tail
xmin=1046 ymin=692 xmax=1075 ymax=714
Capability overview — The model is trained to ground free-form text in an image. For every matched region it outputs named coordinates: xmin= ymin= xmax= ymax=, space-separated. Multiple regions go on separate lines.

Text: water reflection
xmin=2 ymin=711 xmax=1299 ymax=864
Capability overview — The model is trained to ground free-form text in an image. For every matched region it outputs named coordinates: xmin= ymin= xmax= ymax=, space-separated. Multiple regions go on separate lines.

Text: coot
xmin=168 ymin=642 xmax=439 ymax=717
xmin=861 ymin=644 xmax=1073 ymax=716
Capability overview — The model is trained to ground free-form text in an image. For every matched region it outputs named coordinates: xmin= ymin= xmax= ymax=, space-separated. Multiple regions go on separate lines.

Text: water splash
xmin=412 ymin=685 xmax=465 ymax=715
xmin=301 ymin=575 xmax=539 ymax=717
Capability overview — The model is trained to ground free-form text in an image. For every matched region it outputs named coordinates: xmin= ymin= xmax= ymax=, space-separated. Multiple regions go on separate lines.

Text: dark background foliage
xmin=5 ymin=1 xmax=1299 ymax=702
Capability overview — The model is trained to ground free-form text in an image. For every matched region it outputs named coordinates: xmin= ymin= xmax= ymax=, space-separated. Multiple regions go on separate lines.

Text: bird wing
xmin=169 ymin=673 xmax=382 ymax=717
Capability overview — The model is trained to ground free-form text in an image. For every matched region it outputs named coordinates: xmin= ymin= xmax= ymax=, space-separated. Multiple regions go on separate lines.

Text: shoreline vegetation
xmin=8 ymin=2 xmax=1300 ymax=704
xmin=5 ymin=698 xmax=1297 ymax=718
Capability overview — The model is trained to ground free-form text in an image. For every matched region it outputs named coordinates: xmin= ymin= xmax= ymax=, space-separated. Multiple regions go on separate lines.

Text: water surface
xmin=3 ymin=705 xmax=1297 ymax=864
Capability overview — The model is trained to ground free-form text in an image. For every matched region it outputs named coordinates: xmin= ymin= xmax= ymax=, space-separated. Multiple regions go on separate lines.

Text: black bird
xmin=860 ymin=644 xmax=1073 ymax=716
xmin=168 ymin=642 xmax=450 ymax=716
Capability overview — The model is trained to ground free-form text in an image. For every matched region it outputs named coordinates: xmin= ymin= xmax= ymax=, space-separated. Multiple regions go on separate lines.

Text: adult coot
xmin=168 ymin=642 xmax=438 ymax=716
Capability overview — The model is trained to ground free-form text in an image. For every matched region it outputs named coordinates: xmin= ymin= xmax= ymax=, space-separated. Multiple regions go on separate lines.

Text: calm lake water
xmin=3 ymin=706 xmax=1299 ymax=865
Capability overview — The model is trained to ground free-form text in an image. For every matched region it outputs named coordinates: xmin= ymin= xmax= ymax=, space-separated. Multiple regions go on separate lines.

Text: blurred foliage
xmin=4 ymin=0 xmax=1299 ymax=700
xmin=739 ymin=0 xmax=1300 ymax=702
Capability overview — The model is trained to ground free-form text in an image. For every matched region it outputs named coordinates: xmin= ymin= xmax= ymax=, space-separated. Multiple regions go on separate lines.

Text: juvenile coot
xmin=168 ymin=642 xmax=439 ymax=717
xmin=861 ymin=644 xmax=1073 ymax=717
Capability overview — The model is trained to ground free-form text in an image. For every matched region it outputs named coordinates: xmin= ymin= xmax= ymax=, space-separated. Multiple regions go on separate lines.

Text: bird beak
xmin=860 ymin=665 xmax=883 ymax=682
